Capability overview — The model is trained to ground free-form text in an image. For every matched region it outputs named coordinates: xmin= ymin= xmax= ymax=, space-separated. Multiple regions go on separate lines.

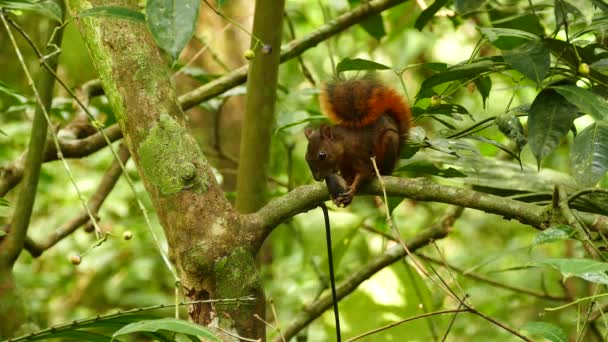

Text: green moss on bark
xmin=139 ymin=113 xmax=209 ymax=195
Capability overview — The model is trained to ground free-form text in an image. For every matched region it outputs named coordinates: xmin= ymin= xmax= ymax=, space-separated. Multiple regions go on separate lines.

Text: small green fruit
xmin=244 ymin=49 xmax=256 ymax=60
xmin=430 ymin=95 xmax=441 ymax=108
xmin=70 ymin=255 xmax=81 ymax=265
xmin=578 ymin=63 xmax=590 ymax=76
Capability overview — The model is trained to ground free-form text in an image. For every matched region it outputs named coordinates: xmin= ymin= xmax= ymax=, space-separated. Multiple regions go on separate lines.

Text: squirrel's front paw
xmin=333 ymin=189 xmax=354 ymax=207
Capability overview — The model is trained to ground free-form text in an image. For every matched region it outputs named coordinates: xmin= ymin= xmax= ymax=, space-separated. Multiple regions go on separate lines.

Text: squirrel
xmin=304 ymin=76 xmax=411 ymax=206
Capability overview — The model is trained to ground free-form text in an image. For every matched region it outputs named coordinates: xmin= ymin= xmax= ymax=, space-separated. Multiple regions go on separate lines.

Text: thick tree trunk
xmin=68 ymin=0 xmax=265 ymax=338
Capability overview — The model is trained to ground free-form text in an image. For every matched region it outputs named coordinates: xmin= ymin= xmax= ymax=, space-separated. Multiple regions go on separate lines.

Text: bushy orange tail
xmin=318 ymin=77 xmax=411 ymax=136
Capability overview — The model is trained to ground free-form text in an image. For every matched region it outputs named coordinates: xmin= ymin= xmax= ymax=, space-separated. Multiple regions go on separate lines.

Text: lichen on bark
xmin=138 ymin=113 xmax=209 ymax=195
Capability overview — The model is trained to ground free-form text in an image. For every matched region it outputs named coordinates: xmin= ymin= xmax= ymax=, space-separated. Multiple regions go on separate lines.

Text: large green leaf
xmin=112 ymin=318 xmax=221 ymax=341
xmin=538 ymin=258 xmax=608 ymax=285
xmin=503 ymin=40 xmax=550 ymax=85
xmin=455 ymin=0 xmax=486 ymax=15
xmin=520 ymin=321 xmax=567 ymax=342
xmin=570 ymin=122 xmax=608 ymax=186
xmin=553 ymin=85 xmax=608 ymax=121
xmin=76 ymin=6 xmax=145 ymax=23
xmin=417 ymin=57 xmax=505 ymax=100
xmin=488 ymin=12 xmax=544 ymax=49
xmin=348 ymin=0 xmax=386 ymax=40
xmin=335 ymin=57 xmax=390 ymax=73
xmin=414 ymin=0 xmax=449 ymax=31
xmin=531 ymin=225 xmax=575 ymax=247
xmin=0 ymin=0 xmax=62 ymax=21
xmin=528 ymin=89 xmax=578 ymax=168
xmin=146 ymin=0 xmax=200 ymax=61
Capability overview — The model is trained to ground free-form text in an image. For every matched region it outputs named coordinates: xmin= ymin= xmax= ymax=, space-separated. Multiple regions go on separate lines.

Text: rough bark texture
xmin=68 ymin=0 xmax=264 ymax=338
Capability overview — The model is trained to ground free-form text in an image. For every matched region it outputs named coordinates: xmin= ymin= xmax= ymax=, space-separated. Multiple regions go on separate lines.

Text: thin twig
xmin=370 ymin=157 xmax=459 ymax=302
xmin=418 ymin=254 xmax=568 ymax=302
xmin=24 ymin=144 xmax=131 ymax=257
xmin=1 ymin=12 xmax=104 ymax=240
xmin=345 ymin=309 xmax=470 ymax=342
xmin=269 ymin=299 xmax=286 ymax=342
xmin=569 ymin=188 xmax=608 ymax=203
xmin=276 ymin=220 xmax=451 ymax=342
xmin=216 ymin=326 xmax=261 ymax=342
xmin=468 ymin=308 xmax=533 ymax=341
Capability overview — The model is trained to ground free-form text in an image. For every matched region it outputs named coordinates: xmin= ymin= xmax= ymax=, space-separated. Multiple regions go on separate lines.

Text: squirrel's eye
xmin=318 ymin=151 xmax=327 ymax=161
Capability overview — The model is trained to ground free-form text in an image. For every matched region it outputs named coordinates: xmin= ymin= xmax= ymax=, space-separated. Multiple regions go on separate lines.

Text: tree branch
xmin=277 ymin=212 xmax=454 ymax=342
xmin=23 ymin=144 xmax=130 ymax=257
xmin=0 ymin=5 xmax=65 ymax=267
xmin=235 ymin=0 xmax=286 ymax=214
xmin=0 ymin=124 xmax=122 ymax=197
xmin=250 ymin=177 xmax=608 ymax=242
xmin=418 ymin=254 xmax=568 ymax=302
xmin=178 ymin=0 xmax=408 ymax=108
xmin=0 ymin=0 xmax=408 ymax=197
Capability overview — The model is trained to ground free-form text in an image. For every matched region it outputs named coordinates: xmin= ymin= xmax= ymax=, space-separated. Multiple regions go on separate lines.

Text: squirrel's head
xmin=304 ymin=125 xmax=343 ymax=181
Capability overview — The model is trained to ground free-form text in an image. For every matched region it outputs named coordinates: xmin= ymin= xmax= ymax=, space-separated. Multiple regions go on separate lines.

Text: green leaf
xmin=488 ymin=12 xmax=544 ymax=50
xmin=335 ymin=58 xmax=390 ymax=73
xmin=395 ymin=161 xmax=466 ymax=178
xmin=348 ymin=0 xmax=385 ymax=39
xmin=591 ymin=59 xmax=608 ymax=75
xmin=528 ymin=89 xmax=578 ymax=168
xmin=555 ymin=0 xmax=582 ymax=29
xmin=532 ymin=225 xmax=575 ymax=247
xmin=593 ymin=0 xmax=608 ymax=14
xmin=503 ymin=40 xmax=550 ymax=85
xmin=146 ymin=0 xmax=200 ymax=61
xmin=454 ymin=0 xmax=486 ymax=15
xmin=570 ymin=122 xmax=608 ymax=186
xmin=479 ymin=27 xmax=540 ymax=45
xmin=112 ymin=318 xmax=221 ymax=341
xmin=552 ymin=85 xmax=608 ymax=121
xmin=414 ymin=0 xmax=449 ymax=31
xmin=0 ymin=0 xmax=62 ymax=22
xmin=359 ymin=14 xmax=386 ymax=40
xmin=0 ymin=197 xmax=8 ymax=206
xmin=521 ymin=321 xmax=567 ymax=342
xmin=417 ymin=58 xmax=505 ymax=99
xmin=538 ymin=258 xmax=608 ymax=285
xmin=0 ymin=80 xmax=28 ymax=103
xmin=76 ymin=6 xmax=145 ymax=23
xmin=474 ymin=75 xmax=491 ymax=108
xmin=0 ymin=231 xmax=6 ymax=237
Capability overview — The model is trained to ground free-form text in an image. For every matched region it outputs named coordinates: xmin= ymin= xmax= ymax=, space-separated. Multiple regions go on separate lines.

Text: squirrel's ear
xmin=304 ymin=127 xmax=314 ymax=140
xmin=320 ymin=125 xmax=333 ymax=139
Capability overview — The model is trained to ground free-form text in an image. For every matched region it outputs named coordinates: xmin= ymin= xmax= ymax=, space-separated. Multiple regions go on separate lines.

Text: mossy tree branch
xmin=68 ymin=0 xmax=260 ymax=338
xmin=247 ymin=177 xmax=608 ymax=243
